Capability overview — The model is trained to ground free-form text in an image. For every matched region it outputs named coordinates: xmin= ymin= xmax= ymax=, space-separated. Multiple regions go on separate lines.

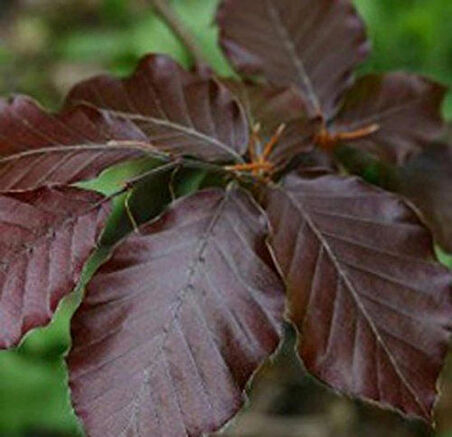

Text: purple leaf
xmin=217 ymin=0 xmax=370 ymax=118
xmin=65 ymin=54 xmax=249 ymax=162
xmin=397 ymin=142 xmax=452 ymax=252
xmin=333 ymin=73 xmax=446 ymax=164
xmin=0 ymin=186 xmax=110 ymax=348
xmin=265 ymin=173 xmax=452 ymax=421
xmin=0 ymin=96 xmax=149 ymax=190
xmin=224 ymin=80 xmax=320 ymax=169
xmin=68 ymin=187 xmax=285 ymax=436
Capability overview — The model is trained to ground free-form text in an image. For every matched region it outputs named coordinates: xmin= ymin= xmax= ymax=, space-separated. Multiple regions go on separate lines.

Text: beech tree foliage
xmin=0 ymin=0 xmax=451 ymax=435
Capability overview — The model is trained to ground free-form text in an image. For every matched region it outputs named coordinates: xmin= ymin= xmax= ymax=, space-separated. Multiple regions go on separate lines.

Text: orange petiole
xmin=315 ymin=123 xmax=380 ymax=150
xmin=225 ymin=123 xmax=287 ymax=178
xmin=335 ymin=123 xmax=380 ymax=141
xmin=261 ymin=123 xmax=286 ymax=161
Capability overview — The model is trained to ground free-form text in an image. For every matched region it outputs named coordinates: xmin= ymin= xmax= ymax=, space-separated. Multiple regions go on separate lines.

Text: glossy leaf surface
xmin=265 ymin=173 xmax=452 ymax=421
xmin=0 ymin=186 xmax=110 ymax=348
xmin=0 ymin=96 xmax=151 ymax=190
xmin=333 ymin=73 xmax=446 ymax=164
xmin=68 ymin=187 xmax=285 ymax=437
xmin=66 ymin=54 xmax=249 ymax=162
xmin=217 ymin=0 xmax=370 ymax=117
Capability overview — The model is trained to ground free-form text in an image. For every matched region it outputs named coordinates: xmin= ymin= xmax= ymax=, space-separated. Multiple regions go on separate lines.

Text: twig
xmin=98 ymin=154 xmax=229 ymax=203
xmin=102 ymin=160 xmax=182 ymax=204
xmin=106 ymin=141 xmax=230 ymax=175
xmin=149 ymin=0 xmax=207 ymax=67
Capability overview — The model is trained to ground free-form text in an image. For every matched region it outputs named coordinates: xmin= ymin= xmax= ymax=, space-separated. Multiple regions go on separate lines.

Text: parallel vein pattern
xmin=0 ymin=186 xmax=110 ymax=348
xmin=0 ymin=96 xmax=148 ymax=190
xmin=217 ymin=0 xmax=370 ymax=117
xmin=68 ymin=187 xmax=285 ymax=437
xmin=66 ymin=54 xmax=249 ymax=162
xmin=265 ymin=174 xmax=452 ymax=420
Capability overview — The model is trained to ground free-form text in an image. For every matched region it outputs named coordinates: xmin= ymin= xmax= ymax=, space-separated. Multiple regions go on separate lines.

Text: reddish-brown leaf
xmin=265 ymin=173 xmax=452 ymax=421
xmin=223 ymin=80 xmax=320 ymax=169
xmin=68 ymin=187 xmax=285 ymax=437
xmin=0 ymin=186 xmax=110 ymax=348
xmin=65 ymin=54 xmax=249 ymax=162
xmin=333 ymin=73 xmax=446 ymax=164
xmin=0 ymin=96 xmax=150 ymax=190
xmin=217 ymin=0 xmax=370 ymax=118
xmin=397 ymin=142 xmax=452 ymax=252
xmin=295 ymin=149 xmax=338 ymax=175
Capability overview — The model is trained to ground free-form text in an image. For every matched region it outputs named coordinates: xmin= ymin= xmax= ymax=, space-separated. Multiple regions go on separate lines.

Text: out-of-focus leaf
xmin=0 ymin=186 xmax=110 ymax=349
xmin=171 ymin=0 xmax=235 ymax=76
xmin=0 ymin=96 xmax=151 ymax=190
xmin=397 ymin=142 xmax=452 ymax=252
xmin=95 ymin=162 xmax=175 ymax=247
xmin=66 ymin=54 xmax=249 ymax=162
xmin=68 ymin=187 xmax=284 ymax=437
xmin=437 ymin=248 xmax=452 ymax=270
xmin=293 ymin=149 xmax=338 ymax=175
xmin=217 ymin=0 xmax=370 ymax=118
xmin=265 ymin=173 xmax=452 ymax=422
xmin=333 ymin=73 xmax=446 ymax=164
xmin=335 ymin=139 xmax=452 ymax=251
xmin=170 ymin=167 xmax=208 ymax=199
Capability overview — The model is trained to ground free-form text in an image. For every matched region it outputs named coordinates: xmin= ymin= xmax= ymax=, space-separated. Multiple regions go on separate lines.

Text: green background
xmin=0 ymin=0 xmax=451 ymax=436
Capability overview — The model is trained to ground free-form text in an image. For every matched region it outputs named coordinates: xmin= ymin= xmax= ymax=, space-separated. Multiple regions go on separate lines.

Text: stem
xmin=98 ymin=140 xmax=266 ymax=209
xmin=99 ymin=155 xmax=235 ymax=204
xmin=315 ymin=124 xmax=380 ymax=151
xmin=149 ymin=0 xmax=207 ymax=67
xmin=106 ymin=141 xmax=229 ymax=175
xmin=123 ymin=160 xmax=182 ymax=190
xmin=101 ymin=160 xmax=182 ymax=204
xmin=261 ymin=123 xmax=286 ymax=161
xmin=336 ymin=124 xmax=380 ymax=142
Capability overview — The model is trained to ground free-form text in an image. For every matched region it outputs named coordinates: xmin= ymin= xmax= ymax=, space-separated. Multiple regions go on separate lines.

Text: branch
xmin=149 ymin=0 xmax=207 ymax=67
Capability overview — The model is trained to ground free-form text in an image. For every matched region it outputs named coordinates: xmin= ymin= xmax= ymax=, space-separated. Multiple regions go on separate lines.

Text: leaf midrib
xmin=339 ymin=95 xmax=427 ymax=132
xmin=122 ymin=189 xmax=233 ymax=434
xmin=0 ymin=193 xmax=105 ymax=275
xmin=280 ymin=186 xmax=428 ymax=417
xmin=264 ymin=0 xmax=321 ymax=114
xmin=0 ymin=143 xmax=151 ymax=164
xmin=106 ymin=109 xmax=245 ymax=162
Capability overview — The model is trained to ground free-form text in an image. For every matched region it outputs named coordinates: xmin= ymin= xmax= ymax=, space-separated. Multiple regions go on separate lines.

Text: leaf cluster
xmin=0 ymin=0 xmax=451 ymax=436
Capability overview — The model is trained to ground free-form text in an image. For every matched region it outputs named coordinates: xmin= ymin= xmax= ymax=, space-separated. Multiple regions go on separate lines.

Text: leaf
xmin=333 ymin=73 xmax=447 ymax=164
xmin=224 ymin=80 xmax=320 ymax=169
xmin=68 ymin=186 xmax=285 ymax=437
xmin=95 ymin=162 xmax=176 ymax=246
xmin=223 ymin=81 xmax=308 ymax=132
xmin=0 ymin=96 xmax=150 ymax=190
xmin=0 ymin=186 xmax=110 ymax=349
xmin=397 ymin=142 xmax=452 ymax=252
xmin=295 ymin=149 xmax=338 ymax=175
xmin=65 ymin=54 xmax=249 ymax=162
xmin=217 ymin=0 xmax=370 ymax=118
xmin=265 ymin=173 xmax=452 ymax=421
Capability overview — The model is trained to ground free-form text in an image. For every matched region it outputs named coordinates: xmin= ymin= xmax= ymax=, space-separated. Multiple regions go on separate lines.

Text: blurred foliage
xmin=0 ymin=296 xmax=82 ymax=437
xmin=355 ymin=0 xmax=452 ymax=118
xmin=0 ymin=0 xmax=451 ymax=436
xmin=0 ymin=0 xmax=450 ymax=115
